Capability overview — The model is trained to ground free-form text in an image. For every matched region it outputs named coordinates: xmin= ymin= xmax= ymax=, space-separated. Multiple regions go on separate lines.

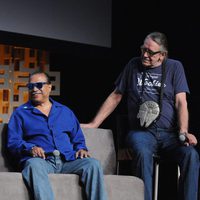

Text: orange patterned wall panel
xmin=0 ymin=44 xmax=60 ymax=123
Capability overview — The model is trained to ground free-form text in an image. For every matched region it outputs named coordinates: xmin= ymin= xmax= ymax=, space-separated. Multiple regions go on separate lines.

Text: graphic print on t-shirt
xmin=137 ymin=72 xmax=166 ymax=95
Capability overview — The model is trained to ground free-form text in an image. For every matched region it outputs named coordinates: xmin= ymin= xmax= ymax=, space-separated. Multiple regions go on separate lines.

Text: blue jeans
xmin=22 ymin=156 xmax=107 ymax=200
xmin=126 ymin=128 xmax=199 ymax=200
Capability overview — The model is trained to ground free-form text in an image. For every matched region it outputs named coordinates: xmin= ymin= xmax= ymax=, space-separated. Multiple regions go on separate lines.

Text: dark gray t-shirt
xmin=115 ymin=57 xmax=189 ymax=130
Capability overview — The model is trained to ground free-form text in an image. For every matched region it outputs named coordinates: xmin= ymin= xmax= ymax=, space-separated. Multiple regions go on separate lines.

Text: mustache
xmin=141 ymin=55 xmax=150 ymax=62
xmin=31 ymin=92 xmax=43 ymax=95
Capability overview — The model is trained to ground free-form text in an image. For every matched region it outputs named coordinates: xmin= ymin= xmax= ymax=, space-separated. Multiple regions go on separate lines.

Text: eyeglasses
xmin=27 ymin=82 xmax=48 ymax=90
xmin=140 ymin=46 xmax=161 ymax=57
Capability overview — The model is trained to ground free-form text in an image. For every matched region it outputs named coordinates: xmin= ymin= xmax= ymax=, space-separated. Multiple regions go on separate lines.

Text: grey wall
xmin=0 ymin=0 xmax=112 ymax=47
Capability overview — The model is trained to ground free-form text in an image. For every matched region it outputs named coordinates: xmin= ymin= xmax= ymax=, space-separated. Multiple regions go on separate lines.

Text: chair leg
xmin=154 ymin=162 xmax=180 ymax=200
xmin=177 ymin=165 xmax=180 ymax=187
xmin=154 ymin=162 xmax=159 ymax=200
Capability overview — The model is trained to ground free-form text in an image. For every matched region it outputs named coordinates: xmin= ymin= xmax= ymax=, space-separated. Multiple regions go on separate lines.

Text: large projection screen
xmin=0 ymin=0 xmax=112 ymax=48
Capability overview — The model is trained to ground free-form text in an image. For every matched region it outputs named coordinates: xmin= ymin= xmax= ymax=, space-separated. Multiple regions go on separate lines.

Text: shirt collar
xmin=22 ymin=98 xmax=63 ymax=110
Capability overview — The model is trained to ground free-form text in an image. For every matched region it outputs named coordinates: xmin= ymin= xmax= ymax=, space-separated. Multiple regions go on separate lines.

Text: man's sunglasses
xmin=27 ymin=82 xmax=48 ymax=90
xmin=140 ymin=46 xmax=161 ymax=57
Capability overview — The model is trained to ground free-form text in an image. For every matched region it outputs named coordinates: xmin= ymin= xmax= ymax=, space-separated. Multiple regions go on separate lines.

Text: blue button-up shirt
xmin=7 ymin=98 xmax=87 ymax=164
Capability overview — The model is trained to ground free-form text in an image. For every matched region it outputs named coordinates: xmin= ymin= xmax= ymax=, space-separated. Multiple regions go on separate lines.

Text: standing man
xmin=7 ymin=71 xmax=107 ymax=200
xmin=81 ymin=32 xmax=199 ymax=200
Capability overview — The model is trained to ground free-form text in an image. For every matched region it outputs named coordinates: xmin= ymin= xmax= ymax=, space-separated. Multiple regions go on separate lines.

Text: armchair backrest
xmin=0 ymin=124 xmax=116 ymax=174
xmin=82 ymin=128 xmax=116 ymax=174
xmin=0 ymin=123 xmax=16 ymax=172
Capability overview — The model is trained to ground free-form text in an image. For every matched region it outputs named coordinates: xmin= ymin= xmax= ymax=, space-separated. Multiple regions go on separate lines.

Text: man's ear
xmin=161 ymin=52 xmax=167 ymax=57
xmin=159 ymin=52 xmax=167 ymax=62
xmin=48 ymin=84 xmax=52 ymax=90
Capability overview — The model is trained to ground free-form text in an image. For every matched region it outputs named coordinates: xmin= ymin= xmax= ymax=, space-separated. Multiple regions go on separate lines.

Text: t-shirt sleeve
xmin=173 ymin=60 xmax=190 ymax=95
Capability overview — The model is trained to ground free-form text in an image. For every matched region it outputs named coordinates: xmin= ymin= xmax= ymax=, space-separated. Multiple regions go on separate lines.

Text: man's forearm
xmin=91 ymin=91 xmax=122 ymax=127
xmin=177 ymin=104 xmax=189 ymax=133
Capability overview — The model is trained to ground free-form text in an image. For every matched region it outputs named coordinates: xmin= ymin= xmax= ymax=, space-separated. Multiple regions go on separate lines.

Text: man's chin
xmin=142 ymin=61 xmax=151 ymax=67
xmin=31 ymin=99 xmax=40 ymax=105
xmin=141 ymin=58 xmax=150 ymax=65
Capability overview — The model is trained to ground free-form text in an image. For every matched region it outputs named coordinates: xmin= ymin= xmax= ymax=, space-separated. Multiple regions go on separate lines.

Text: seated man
xmin=81 ymin=32 xmax=199 ymax=200
xmin=7 ymin=71 xmax=107 ymax=200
